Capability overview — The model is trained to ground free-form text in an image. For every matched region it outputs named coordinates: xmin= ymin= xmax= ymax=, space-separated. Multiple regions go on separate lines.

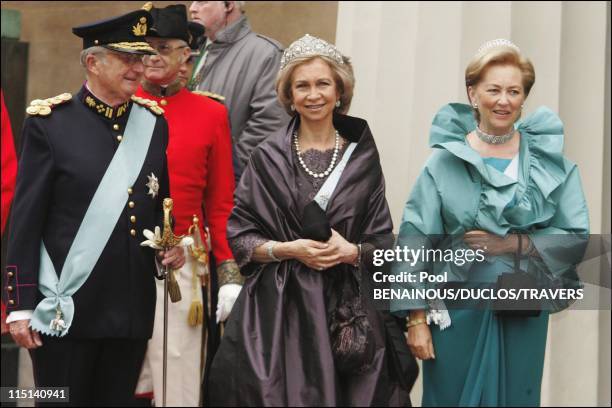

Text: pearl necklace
xmin=475 ymin=125 xmax=515 ymax=145
xmin=293 ymin=130 xmax=340 ymax=178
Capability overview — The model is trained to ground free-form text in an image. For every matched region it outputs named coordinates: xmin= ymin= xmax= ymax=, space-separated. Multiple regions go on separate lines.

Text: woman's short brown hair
xmin=465 ymin=45 xmax=535 ymax=122
xmin=276 ymin=55 xmax=355 ymax=116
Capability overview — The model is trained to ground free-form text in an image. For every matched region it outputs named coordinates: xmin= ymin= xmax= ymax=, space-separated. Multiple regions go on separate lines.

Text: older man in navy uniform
xmin=2 ymin=9 xmax=185 ymax=405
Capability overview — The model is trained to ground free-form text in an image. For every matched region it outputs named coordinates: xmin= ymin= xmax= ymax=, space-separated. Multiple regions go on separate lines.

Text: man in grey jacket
xmin=188 ymin=1 xmax=289 ymax=183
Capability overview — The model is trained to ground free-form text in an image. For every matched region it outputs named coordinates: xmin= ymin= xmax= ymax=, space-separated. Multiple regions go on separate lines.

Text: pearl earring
xmin=290 ymin=104 xmax=295 ymax=112
xmin=335 ymin=100 xmax=341 ymax=108
xmin=473 ymin=103 xmax=478 ymax=109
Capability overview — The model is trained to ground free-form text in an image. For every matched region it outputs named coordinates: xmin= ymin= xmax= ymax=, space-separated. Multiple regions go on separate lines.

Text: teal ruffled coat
xmin=391 ymin=103 xmax=590 ymax=406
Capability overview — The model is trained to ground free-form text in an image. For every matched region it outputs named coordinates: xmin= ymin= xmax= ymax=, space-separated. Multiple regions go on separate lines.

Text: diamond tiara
xmin=476 ymin=39 xmax=521 ymax=56
xmin=280 ymin=34 xmax=344 ymax=71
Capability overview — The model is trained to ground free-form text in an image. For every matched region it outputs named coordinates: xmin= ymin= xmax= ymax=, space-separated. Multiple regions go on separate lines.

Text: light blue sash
xmin=314 ymin=142 xmax=357 ymax=211
xmin=30 ymin=104 xmax=156 ymax=336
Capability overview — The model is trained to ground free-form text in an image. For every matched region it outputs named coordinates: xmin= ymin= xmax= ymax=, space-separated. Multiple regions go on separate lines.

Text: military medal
xmin=146 ymin=173 xmax=159 ymax=198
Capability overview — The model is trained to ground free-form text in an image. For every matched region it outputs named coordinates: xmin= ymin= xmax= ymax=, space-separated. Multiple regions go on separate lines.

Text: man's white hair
xmin=235 ymin=1 xmax=245 ymax=11
xmin=79 ymin=46 xmax=108 ymax=68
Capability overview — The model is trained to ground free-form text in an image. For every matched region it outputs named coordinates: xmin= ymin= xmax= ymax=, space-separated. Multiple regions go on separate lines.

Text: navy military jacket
xmin=3 ymin=86 xmax=170 ymax=339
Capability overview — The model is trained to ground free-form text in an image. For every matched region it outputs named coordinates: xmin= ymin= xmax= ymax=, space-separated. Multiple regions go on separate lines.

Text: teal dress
xmin=391 ymin=104 xmax=590 ymax=406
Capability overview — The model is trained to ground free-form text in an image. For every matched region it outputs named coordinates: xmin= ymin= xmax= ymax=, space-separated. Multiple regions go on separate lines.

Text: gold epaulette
xmin=131 ymin=95 xmax=165 ymax=116
xmin=191 ymin=90 xmax=226 ymax=103
xmin=26 ymin=93 xmax=72 ymax=116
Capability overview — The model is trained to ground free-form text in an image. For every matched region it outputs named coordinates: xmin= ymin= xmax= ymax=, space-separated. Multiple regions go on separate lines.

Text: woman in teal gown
xmin=391 ymin=40 xmax=589 ymax=406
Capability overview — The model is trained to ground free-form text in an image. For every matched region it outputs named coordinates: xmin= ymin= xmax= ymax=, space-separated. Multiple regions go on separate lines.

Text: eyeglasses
xmin=146 ymin=44 xmax=189 ymax=57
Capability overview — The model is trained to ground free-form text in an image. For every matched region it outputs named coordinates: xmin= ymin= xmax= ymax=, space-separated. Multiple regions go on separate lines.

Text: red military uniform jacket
xmin=135 ymin=86 xmax=234 ymax=262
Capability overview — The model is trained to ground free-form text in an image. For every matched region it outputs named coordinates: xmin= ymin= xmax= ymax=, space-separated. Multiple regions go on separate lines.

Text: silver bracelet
xmin=267 ymin=241 xmax=281 ymax=262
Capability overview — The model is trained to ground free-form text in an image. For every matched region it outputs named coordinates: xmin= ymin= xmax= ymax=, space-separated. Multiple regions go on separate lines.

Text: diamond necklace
xmin=293 ymin=130 xmax=340 ymax=178
xmin=475 ymin=125 xmax=515 ymax=145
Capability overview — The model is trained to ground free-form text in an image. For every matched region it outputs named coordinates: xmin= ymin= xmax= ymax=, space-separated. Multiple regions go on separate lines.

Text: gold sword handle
xmin=160 ymin=198 xmax=183 ymax=303
xmin=160 ymin=198 xmax=184 ymax=249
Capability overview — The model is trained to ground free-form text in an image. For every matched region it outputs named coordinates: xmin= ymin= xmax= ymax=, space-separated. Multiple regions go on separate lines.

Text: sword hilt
xmin=160 ymin=198 xmax=184 ymax=249
xmin=160 ymin=198 xmax=183 ymax=303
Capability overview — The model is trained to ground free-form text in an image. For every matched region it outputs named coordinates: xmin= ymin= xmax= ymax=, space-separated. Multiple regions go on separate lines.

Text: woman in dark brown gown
xmin=208 ymin=34 xmax=417 ymax=406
